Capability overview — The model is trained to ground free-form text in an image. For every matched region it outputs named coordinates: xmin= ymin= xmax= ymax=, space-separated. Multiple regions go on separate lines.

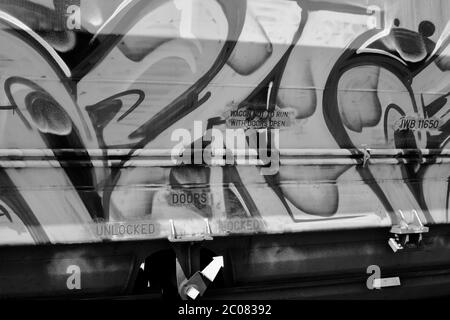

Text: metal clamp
xmin=168 ymin=219 xmax=213 ymax=242
xmin=389 ymin=210 xmax=429 ymax=252
xmin=362 ymin=147 xmax=371 ymax=167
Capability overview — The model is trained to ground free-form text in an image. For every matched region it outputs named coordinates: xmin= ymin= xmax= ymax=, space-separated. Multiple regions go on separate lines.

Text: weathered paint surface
xmin=0 ymin=0 xmax=449 ymax=245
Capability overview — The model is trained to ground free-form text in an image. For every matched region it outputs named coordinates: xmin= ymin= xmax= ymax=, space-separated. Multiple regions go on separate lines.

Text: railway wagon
xmin=0 ymin=0 xmax=450 ymax=299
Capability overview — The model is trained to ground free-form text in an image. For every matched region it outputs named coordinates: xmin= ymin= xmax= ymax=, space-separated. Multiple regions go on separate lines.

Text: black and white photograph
xmin=0 ymin=0 xmax=449 ymax=314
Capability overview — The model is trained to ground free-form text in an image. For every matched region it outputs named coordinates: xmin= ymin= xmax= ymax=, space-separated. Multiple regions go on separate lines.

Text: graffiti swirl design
xmin=0 ymin=0 xmax=448 ymax=244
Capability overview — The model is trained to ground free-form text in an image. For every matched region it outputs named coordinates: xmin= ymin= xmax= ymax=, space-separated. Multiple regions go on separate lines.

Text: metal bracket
xmin=168 ymin=219 xmax=213 ymax=242
xmin=362 ymin=147 xmax=371 ymax=167
xmin=179 ymin=271 xmax=209 ymax=300
xmin=389 ymin=210 xmax=429 ymax=252
xmin=178 ymin=256 xmax=224 ymax=300
xmin=390 ymin=210 xmax=429 ymax=234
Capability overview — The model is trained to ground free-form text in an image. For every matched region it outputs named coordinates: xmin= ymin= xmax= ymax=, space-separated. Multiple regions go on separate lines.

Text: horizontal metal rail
xmin=0 ymin=148 xmax=448 ymax=157
xmin=0 ymin=158 xmax=448 ymax=168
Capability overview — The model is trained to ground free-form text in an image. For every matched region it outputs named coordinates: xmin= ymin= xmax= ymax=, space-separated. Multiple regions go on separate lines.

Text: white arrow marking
xmin=201 ymin=256 xmax=224 ymax=282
